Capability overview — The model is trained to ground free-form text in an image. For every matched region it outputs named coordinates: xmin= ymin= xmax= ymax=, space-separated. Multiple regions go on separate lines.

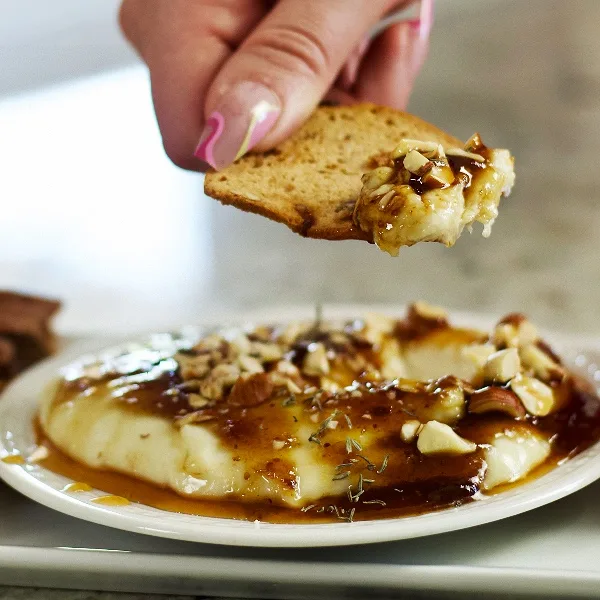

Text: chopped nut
xmin=187 ymin=393 xmax=211 ymax=409
xmin=199 ymin=363 xmax=240 ymax=400
xmin=193 ymin=334 xmax=225 ymax=352
xmin=28 ymin=445 xmax=49 ymax=463
xmin=321 ymin=378 xmax=340 ymax=393
xmin=328 ymin=332 xmax=350 ymax=346
xmin=445 ymin=148 xmax=485 ymax=162
xmin=510 ymin=374 xmax=555 ymax=416
xmin=227 ymin=372 xmax=274 ymax=407
xmin=412 ymin=301 xmax=448 ymax=322
xmin=361 ymin=166 xmax=395 ymax=191
xmin=272 ymin=439 xmax=286 ymax=450
xmin=327 ymin=420 xmax=339 ymax=430
xmin=276 ymin=360 xmax=300 ymax=376
xmin=421 ymin=158 xmax=455 ymax=188
xmin=400 ymin=420 xmax=422 ymax=443
xmin=464 ymin=133 xmax=485 ymax=153
xmin=237 ymin=354 xmax=264 ymax=374
xmin=373 ymin=185 xmax=395 ymax=206
xmin=484 ymin=348 xmax=521 ymax=383
xmin=462 ymin=343 xmax=497 ymax=370
xmin=279 ymin=322 xmax=309 ymax=345
xmin=403 ymin=150 xmax=433 ymax=175
xmin=302 ymin=342 xmax=330 ymax=376
xmin=519 ymin=344 xmax=564 ymax=381
xmin=429 ymin=383 xmax=466 ymax=425
xmin=250 ymin=341 xmax=283 ymax=362
xmin=251 ymin=326 xmax=272 ymax=342
xmin=269 ymin=372 xmax=302 ymax=395
xmin=493 ymin=318 xmax=538 ymax=348
xmin=286 ymin=379 xmax=302 ymax=394
xmin=417 ymin=421 xmax=477 ymax=456
xmin=174 ymin=411 xmax=216 ymax=428
xmin=176 ymin=353 xmax=212 ymax=380
xmin=230 ymin=333 xmax=251 ymax=355
xmin=390 ymin=139 xmax=439 ymax=160
xmin=468 ymin=387 xmax=526 ymax=419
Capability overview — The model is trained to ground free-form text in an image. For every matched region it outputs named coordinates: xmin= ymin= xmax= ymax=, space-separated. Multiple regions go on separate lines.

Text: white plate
xmin=2 ymin=306 xmax=600 ymax=549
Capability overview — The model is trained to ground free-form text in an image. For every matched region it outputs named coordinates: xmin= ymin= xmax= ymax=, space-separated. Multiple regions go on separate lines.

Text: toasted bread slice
xmin=204 ymin=103 xmax=461 ymax=240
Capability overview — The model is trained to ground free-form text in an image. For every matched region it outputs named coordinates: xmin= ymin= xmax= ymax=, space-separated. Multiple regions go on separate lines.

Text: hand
xmin=119 ymin=0 xmax=433 ymax=171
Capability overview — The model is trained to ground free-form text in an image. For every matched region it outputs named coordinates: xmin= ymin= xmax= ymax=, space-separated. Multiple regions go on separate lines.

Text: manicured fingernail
xmin=194 ymin=82 xmax=281 ymax=170
xmin=405 ymin=0 xmax=434 ymax=75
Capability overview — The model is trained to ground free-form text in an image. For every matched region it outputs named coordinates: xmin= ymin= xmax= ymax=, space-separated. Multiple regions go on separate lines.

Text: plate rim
xmin=2 ymin=304 xmax=600 ymax=548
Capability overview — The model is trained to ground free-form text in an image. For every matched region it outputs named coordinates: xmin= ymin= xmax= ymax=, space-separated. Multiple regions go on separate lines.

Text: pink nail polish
xmin=418 ymin=0 xmax=434 ymax=41
xmin=195 ymin=82 xmax=281 ymax=170
xmin=404 ymin=0 xmax=434 ymax=76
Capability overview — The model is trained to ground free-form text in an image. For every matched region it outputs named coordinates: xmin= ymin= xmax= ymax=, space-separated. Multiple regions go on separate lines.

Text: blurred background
xmin=1 ymin=0 xmax=599 ymax=336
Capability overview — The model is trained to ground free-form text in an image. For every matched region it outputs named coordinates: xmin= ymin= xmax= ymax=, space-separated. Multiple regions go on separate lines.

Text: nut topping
xmin=230 ymin=333 xmax=251 ymax=355
xmin=227 ymin=373 xmax=274 ymax=407
xmin=519 ymin=344 xmax=564 ymax=381
xmin=417 ymin=420 xmax=477 ymax=456
xmin=199 ymin=363 xmax=240 ymax=401
xmin=302 ymin=342 xmax=330 ymax=376
xmin=468 ymin=387 xmax=526 ymax=419
xmin=510 ymin=374 xmax=555 ymax=416
xmin=484 ymin=348 xmax=521 ymax=383
xmin=354 ymin=134 xmax=515 ymax=256
xmin=249 ymin=341 xmax=283 ymax=362
xmin=400 ymin=420 xmax=422 ymax=443
xmin=464 ymin=133 xmax=485 ymax=153
xmin=390 ymin=139 xmax=440 ymax=160
xmin=493 ymin=317 xmax=538 ymax=348
xmin=403 ymin=150 xmax=433 ymax=176
xmin=361 ymin=166 xmax=395 ymax=191
xmin=187 ymin=393 xmax=211 ymax=409
xmin=462 ymin=343 xmax=497 ymax=370
xmin=237 ymin=354 xmax=264 ymax=374
xmin=445 ymin=148 xmax=485 ymax=162
xmin=412 ymin=301 xmax=449 ymax=322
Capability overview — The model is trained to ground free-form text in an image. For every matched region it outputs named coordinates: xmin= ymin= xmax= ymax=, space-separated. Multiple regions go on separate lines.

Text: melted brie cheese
xmin=39 ymin=309 xmax=562 ymax=510
xmin=353 ymin=137 xmax=515 ymax=256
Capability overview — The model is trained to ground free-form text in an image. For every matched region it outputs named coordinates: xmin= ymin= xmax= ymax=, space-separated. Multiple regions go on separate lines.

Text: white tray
xmin=2 ymin=478 xmax=600 ymax=599
xmin=2 ymin=327 xmax=600 ymax=599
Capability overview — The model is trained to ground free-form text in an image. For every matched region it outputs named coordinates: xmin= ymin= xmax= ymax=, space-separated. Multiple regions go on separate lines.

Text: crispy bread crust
xmin=204 ymin=103 xmax=461 ymax=240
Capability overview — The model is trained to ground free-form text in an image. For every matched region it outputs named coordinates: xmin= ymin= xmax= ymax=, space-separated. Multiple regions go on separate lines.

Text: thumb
xmin=195 ymin=0 xmax=401 ymax=170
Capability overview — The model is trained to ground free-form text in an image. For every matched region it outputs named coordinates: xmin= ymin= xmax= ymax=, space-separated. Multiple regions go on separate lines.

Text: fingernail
xmin=394 ymin=23 xmax=420 ymax=83
xmin=195 ymin=82 xmax=281 ymax=170
xmin=405 ymin=0 xmax=434 ymax=75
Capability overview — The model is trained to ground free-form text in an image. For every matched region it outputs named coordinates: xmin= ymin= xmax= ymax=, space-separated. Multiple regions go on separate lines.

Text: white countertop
xmin=2 ymin=0 xmax=600 ymax=598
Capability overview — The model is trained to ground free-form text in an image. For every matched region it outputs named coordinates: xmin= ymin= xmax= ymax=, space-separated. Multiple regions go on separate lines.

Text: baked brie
xmin=353 ymin=135 xmax=515 ymax=256
xmin=38 ymin=303 xmax=600 ymax=522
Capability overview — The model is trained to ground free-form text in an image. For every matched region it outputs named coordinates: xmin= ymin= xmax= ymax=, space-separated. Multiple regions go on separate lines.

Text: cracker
xmin=204 ymin=103 xmax=461 ymax=240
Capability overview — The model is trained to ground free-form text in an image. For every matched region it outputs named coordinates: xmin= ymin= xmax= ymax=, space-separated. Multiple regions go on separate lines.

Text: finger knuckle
xmin=162 ymin=139 xmax=195 ymax=171
xmin=246 ymin=24 xmax=333 ymax=81
xmin=118 ymin=0 xmax=141 ymax=40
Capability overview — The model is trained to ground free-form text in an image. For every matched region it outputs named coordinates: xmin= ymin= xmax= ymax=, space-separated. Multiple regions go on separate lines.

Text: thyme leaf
xmin=377 ymin=453 xmax=390 ymax=474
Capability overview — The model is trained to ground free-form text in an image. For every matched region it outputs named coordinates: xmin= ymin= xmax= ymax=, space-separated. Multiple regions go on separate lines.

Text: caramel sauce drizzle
xmin=37 ymin=313 xmax=600 ymax=524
